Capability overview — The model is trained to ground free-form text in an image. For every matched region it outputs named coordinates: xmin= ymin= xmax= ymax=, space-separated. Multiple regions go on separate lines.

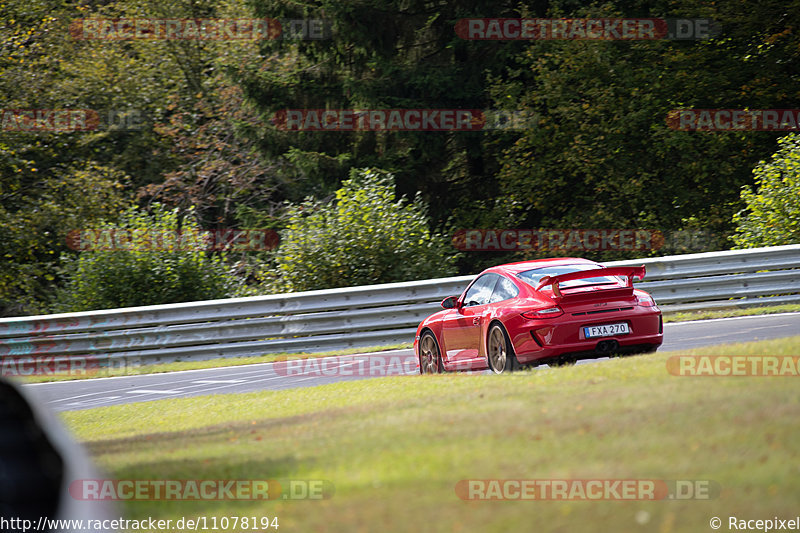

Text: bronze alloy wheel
xmin=419 ymin=332 xmax=443 ymax=374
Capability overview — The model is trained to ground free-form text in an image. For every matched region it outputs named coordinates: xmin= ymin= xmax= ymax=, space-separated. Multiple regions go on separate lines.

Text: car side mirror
xmin=441 ymin=296 xmax=460 ymax=309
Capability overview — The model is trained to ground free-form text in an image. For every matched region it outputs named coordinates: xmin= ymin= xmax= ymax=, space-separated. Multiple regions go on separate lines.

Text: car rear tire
xmin=487 ymin=323 xmax=521 ymax=374
xmin=419 ymin=331 xmax=444 ymax=374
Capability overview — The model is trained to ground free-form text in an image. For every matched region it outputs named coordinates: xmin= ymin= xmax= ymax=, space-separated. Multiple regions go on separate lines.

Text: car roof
xmin=481 ymin=257 xmax=599 ymax=276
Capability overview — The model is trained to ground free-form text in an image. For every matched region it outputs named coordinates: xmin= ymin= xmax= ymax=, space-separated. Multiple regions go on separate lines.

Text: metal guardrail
xmin=1 ymin=244 xmax=798 ymax=365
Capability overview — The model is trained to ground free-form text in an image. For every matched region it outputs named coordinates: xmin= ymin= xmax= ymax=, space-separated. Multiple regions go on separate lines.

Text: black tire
xmin=419 ymin=331 xmax=445 ymax=374
xmin=487 ymin=323 xmax=521 ymax=374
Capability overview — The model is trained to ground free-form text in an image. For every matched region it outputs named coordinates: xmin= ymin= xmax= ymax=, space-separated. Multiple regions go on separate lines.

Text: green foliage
xmin=5 ymin=0 xmax=800 ymax=313
xmin=266 ymin=168 xmax=457 ymax=292
xmin=0 ymin=164 xmax=131 ymax=315
xmin=732 ymin=134 xmax=800 ymax=247
xmin=54 ymin=204 xmax=239 ymax=312
xmin=484 ymin=0 xmax=800 ymax=261
xmin=0 ymin=0 xmax=271 ymax=312
xmin=238 ymin=0 xmax=519 ymax=224
xmin=489 ymin=2 xmax=783 ymax=247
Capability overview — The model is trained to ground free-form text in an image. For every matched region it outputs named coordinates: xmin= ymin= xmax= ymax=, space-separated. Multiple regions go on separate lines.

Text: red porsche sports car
xmin=413 ymin=258 xmax=663 ymax=374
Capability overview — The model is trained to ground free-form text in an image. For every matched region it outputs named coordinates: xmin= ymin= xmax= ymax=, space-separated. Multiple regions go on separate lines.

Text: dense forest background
xmin=1 ymin=0 xmax=799 ymax=315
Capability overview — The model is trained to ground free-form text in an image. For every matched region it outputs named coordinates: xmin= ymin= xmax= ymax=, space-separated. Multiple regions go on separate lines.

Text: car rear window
xmin=516 ymin=264 xmax=623 ymax=289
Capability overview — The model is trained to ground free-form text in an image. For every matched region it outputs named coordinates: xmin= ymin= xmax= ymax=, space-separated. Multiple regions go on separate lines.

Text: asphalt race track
xmin=24 ymin=313 xmax=800 ymax=412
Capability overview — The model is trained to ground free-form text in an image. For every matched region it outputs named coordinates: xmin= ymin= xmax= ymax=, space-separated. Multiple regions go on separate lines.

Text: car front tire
xmin=419 ymin=331 xmax=445 ymax=374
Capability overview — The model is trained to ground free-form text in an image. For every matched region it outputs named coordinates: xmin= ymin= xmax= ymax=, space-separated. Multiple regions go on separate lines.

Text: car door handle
xmin=472 ymin=317 xmax=480 ymax=326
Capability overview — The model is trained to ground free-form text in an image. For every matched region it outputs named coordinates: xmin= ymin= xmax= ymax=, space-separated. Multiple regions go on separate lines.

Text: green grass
xmin=61 ymin=336 xmax=800 ymax=533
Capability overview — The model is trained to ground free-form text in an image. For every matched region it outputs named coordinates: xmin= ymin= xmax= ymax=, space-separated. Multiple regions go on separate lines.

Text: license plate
xmin=584 ymin=322 xmax=629 ymax=338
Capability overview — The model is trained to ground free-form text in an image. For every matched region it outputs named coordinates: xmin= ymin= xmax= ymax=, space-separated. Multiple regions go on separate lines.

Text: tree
xmin=0 ymin=0 xmax=270 ymax=311
xmin=266 ymin=168 xmax=457 ymax=292
xmin=0 ymin=164 xmax=131 ymax=315
xmin=732 ymin=133 xmax=800 ymax=247
xmin=488 ymin=0 xmax=797 ymax=260
xmin=237 ymin=0 xmax=532 ymax=226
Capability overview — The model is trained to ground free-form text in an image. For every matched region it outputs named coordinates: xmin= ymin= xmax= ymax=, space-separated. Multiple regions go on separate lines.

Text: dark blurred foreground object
xmin=0 ymin=378 xmax=118 ymax=533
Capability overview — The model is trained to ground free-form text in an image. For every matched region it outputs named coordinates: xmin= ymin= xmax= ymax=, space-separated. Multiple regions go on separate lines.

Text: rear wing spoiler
xmin=535 ymin=266 xmax=646 ymax=299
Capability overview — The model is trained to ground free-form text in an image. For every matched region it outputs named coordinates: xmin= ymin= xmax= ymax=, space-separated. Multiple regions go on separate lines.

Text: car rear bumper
xmin=518 ymin=335 xmax=663 ymax=365
xmin=511 ymin=308 xmax=663 ymax=364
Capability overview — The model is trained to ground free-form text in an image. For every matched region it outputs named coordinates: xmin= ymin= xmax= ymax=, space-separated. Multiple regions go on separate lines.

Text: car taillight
xmin=521 ymin=306 xmax=563 ymax=319
xmin=637 ymin=294 xmax=656 ymax=307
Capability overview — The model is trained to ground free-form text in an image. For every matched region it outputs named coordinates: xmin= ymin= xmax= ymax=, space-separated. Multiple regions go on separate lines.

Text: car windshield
xmin=516 ymin=264 xmax=623 ymax=289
